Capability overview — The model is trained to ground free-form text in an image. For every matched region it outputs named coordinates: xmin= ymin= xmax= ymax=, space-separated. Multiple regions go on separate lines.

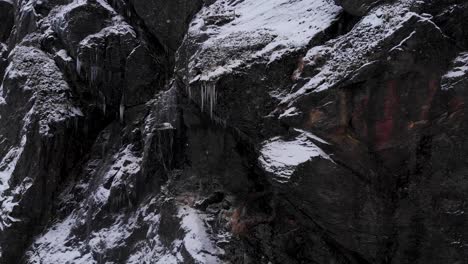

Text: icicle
xmin=199 ymin=81 xmax=217 ymax=118
xmin=200 ymin=82 xmax=205 ymax=112
xmin=76 ymin=57 xmax=82 ymax=75
xmin=99 ymin=92 xmax=106 ymax=115
xmin=208 ymin=82 xmax=217 ymax=118
xmin=95 ymin=47 xmax=99 ymax=64
xmin=187 ymin=84 xmax=192 ymax=100
xmin=119 ymin=104 xmax=125 ymax=123
xmin=90 ymin=66 xmax=99 ymax=85
xmin=119 ymin=96 xmax=125 ymax=123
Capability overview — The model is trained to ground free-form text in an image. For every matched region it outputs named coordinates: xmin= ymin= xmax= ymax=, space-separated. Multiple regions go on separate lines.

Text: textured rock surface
xmin=0 ymin=0 xmax=468 ymax=263
xmin=335 ymin=0 xmax=386 ymax=16
xmin=0 ymin=0 xmax=14 ymax=42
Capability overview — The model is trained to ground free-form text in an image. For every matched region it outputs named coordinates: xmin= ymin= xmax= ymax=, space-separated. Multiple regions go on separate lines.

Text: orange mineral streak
xmin=449 ymin=96 xmax=465 ymax=115
xmin=230 ymin=207 xmax=248 ymax=236
xmin=305 ymin=109 xmax=324 ymax=128
xmin=292 ymin=57 xmax=306 ymax=81
xmin=407 ymin=78 xmax=441 ymax=130
xmin=375 ymin=80 xmax=399 ymax=150
xmin=339 ymin=90 xmax=348 ymax=128
xmin=419 ymin=79 xmax=439 ymax=121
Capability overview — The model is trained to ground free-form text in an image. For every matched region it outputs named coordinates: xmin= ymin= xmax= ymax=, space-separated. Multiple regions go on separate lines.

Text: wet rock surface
xmin=0 ymin=0 xmax=468 ymax=263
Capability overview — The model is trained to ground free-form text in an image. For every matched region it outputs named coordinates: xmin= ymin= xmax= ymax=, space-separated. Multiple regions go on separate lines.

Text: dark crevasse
xmin=0 ymin=0 xmax=468 ymax=264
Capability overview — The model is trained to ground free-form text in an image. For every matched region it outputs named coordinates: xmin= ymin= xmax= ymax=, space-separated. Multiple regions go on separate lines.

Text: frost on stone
xmin=26 ymin=145 xmax=144 ymax=264
xmin=76 ymin=22 xmax=136 ymax=84
xmin=259 ymin=130 xmax=332 ymax=183
xmin=144 ymin=86 xmax=179 ymax=135
xmin=441 ymin=52 xmax=468 ymax=90
xmin=27 ymin=214 xmax=95 ymax=264
xmin=55 ymin=49 xmax=73 ymax=62
xmin=0 ymin=108 xmax=35 ymax=230
xmin=282 ymin=0 xmax=428 ymax=104
xmin=178 ymin=206 xmax=224 ymax=264
xmin=127 ymin=202 xmax=225 ymax=264
xmin=92 ymin=145 xmax=142 ymax=206
xmin=48 ymin=0 xmax=136 ymax=89
xmin=0 ymin=140 xmax=27 ymax=231
xmin=279 ymin=107 xmax=301 ymax=119
xmin=50 ymin=0 xmax=118 ymax=35
xmin=2 ymin=46 xmax=82 ymax=136
xmin=183 ymin=0 xmax=342 ymax=83
xmin=0 ymin=95 xmax=36 ymax=229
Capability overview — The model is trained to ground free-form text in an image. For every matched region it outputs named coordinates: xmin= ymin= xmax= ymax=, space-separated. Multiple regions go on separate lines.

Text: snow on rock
xmin=88 ymin=214 xmax=138 ymax=252
xmin=178 ymin=206 xmax=224 ymax=264
xmin=92 ymin=145 xmax=141 ymax=206
xmin=184 ymin=0 xmax=342 ymax=83
xmin=0 ymin=136 xmax=26 ymax=194
xmin=279 ymin=106 xmax=301 ymax=119
xmin=259 ymin=130 xmax=332 ymax=183
xmin=441 ymin=52 xmax=468 ymax=90
xmin=283 ymin=0 xmax=424 ymax=103
xmin=125 ymin=208 xmax=170 ymax=264
xmin=79 ymin=23 xmax=136 ymax=49
xmin=128 ymin=204 xmax=224 ymax=264
xmin=0 ymin=109 xmax=35 ymax=230
xmin=26 ymin=166 xmax=143 ymax=264
xmin=27 ymin=214 xmax=95 ymax=264
xmin=56 ymin=49 xmax=73 ymax=62
xmin=2 ymin=46 xmax=82 ymax=136
xmin=50 ymin=0 xmax=117 ymax=31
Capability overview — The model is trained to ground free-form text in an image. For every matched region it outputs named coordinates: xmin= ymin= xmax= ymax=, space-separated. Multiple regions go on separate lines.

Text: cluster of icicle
xmin=200 ymin=81 xmax=217 ymax=118
xmin=76 ymin=49 xmax=101 ymax=86
xmin=77 ymin=51 xmax=120 ymax=118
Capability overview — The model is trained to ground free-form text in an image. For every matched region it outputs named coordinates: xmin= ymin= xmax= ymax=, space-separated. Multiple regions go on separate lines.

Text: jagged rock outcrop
xmin=130 ymin=0 xmax=204 ymax=52
xmin=0 ymin=0 xmax=14 ymax=42
xmin=335 ymin=0 xmax=386 ymax=16
xmin=1 ymin=0 xmax=468 ymax=263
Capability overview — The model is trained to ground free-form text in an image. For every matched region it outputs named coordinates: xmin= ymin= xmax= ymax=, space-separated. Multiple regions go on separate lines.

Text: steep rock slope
xmin=0 ymin=0 xmax=467 ymax=263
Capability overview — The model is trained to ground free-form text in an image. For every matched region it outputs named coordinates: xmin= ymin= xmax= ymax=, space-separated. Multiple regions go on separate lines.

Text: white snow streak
xmin=259 ymin=131 xmax=332 ymax=183
xmin=178 ymin=206 xmax=223 ymax=264
xmin=442 ymin=52 xmax=468 ymax=90
xmin=186 ymin=0 xmax=342 ymax=82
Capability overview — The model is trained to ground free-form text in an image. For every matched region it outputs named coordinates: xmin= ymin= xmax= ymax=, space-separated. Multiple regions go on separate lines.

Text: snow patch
xmin=178 ymin=206 xmax=223 ymax=264
xmin=259 ymin=131 xmax=332 ymax=183
xmin=442 ymin=52 xmax=468 ymax=90
xmin=283 ymin=0 xmax=420 ymax=102
xmin=56 ymin=49 xmax=73 ymax=62
xmin=0 ymin=109 xmax=33 ymax=230
xmin=27 ymin=214 xmax=95 ymax=264
xmin=92 ymin=145 xmax=141 ymax=205
xmin=279 ymin=107 xmax=301 ymax=119
xmin=185 ymin=0 xmax=342 ymax=83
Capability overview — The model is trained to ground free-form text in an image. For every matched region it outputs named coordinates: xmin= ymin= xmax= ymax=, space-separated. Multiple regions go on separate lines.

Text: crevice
xmin=307 ymin=10 xmax=361 ymax=50
xmin=282 ymin=195 xmax=372 ymax=264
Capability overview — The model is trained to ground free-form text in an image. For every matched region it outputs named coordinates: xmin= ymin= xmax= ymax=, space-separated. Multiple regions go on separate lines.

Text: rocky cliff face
xmin=0 ymin=0 xmax=467 ymax=263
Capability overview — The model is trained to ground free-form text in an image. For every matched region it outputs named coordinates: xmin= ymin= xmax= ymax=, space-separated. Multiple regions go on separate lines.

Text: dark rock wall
xmin=0 ymin=0 xmax=467 ymax=263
